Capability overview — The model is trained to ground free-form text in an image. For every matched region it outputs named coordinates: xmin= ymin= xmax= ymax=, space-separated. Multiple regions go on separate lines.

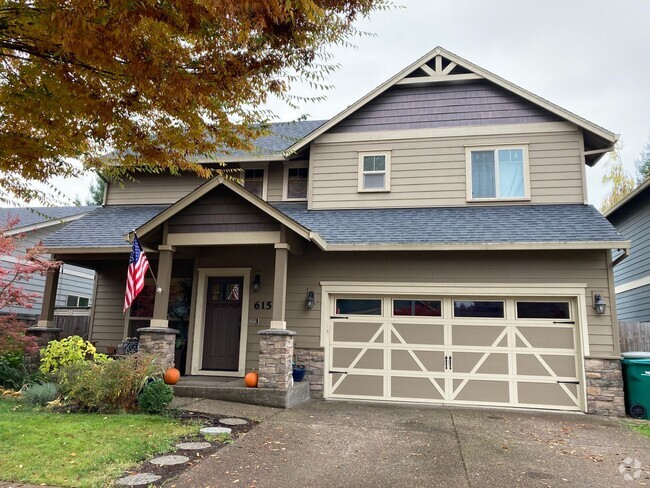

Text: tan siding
xmin=89 ymin=263 xmax=127 ymax=350
xmin=105 ymin=173 xmax=207 ymax=205
xmin=267 ymin=163 xmax=284 ymax=202
xmin=286 ymin=248 xmax=615 ymax=357
xmin=310 ymin=128 xmax=584 ymax=209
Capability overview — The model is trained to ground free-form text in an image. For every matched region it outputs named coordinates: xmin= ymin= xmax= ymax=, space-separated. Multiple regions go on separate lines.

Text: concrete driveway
xmin=172 ymin=399 xmax=650 ymax=487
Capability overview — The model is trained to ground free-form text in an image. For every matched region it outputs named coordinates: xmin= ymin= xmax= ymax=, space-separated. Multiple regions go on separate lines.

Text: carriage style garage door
xmin=326 ymin=292 xmax=584 ymax=411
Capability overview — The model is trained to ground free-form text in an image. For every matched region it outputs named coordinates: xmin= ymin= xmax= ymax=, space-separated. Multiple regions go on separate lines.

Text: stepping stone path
xmin=149 ymin=455 xmax=190 ymax=466
xmin=200 ymin=426 xmax=232 ymax=435
xmin=115 ymin=473 xmax=162 ymax=486
xmin=219 ymin=417 xmax=248 ymax=426
xmin=176 ymin=441 xmax=212 ymax=450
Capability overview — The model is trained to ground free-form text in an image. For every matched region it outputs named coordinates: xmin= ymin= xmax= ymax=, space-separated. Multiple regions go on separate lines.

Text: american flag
xmin=124 ymin=235 xmax=150 ymax=312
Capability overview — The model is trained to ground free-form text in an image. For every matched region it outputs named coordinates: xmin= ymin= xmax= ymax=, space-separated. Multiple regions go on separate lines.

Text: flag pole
xmin=132 ymin=230 xmax=161 ymax=292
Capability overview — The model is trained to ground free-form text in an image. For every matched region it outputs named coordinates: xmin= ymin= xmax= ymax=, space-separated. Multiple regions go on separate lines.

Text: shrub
xmin=0 ymin=353 xmax=44 ymax=390
xmin=139 ymin=380 xmax=174 ymax=414
xmin=40 ymin=336 xmax=109 ymax=373
xmin=0 ymin=317 xmax=38 ymax=357
xmin=56 ymin=353 xmax=161 ymax=412
xmin=23 ymin=382 xmax=58 ymax=406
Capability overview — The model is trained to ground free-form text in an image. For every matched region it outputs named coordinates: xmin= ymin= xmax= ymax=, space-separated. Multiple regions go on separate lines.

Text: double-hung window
xmin=283 ymin=162 xmax=309 ymax=201
xmin=358 ymin=152 xmax=391 ymax=192
xmin=467 ymin=146 xmax=529 ymax=200
xmin=243 ymin=168 xmax=266 ymax=199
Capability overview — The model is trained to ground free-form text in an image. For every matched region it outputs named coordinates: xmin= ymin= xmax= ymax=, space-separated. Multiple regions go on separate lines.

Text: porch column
xmin=25 ymin=265 xmax=62 ymax=371
xmin=138 ymin=245 xmax=179 ymax=371
xmin=150 ymin=245 xmax=175 ymax=328
xmin=270 ymin=243 xmax=289 ymax=329
xmin=37 ymin=266 xmax=60 ymax=328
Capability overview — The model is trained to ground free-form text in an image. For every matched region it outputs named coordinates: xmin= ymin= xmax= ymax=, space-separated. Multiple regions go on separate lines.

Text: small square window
xmin=468 ymin=146 xmax=528 ymax=200
xmin=244 ymin=168 xmax=265 ymax=199
xmin=359 ymin=152 xmax=390 ymax=192
xmin=286 ymin=167 xmax=308 ymax=200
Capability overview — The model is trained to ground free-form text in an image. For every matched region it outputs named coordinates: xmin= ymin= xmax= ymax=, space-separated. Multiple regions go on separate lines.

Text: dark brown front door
xmin=202 ymin=277 xmax=243 ymax=371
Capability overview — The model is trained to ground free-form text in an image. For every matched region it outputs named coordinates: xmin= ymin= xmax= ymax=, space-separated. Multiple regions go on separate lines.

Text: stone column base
xmin=24 ymin=327 xmax=62 ymax=371
xmin=295 ymin=347 xmax=325 ymax=398
xmin=585 ymin=358 xmax=625 ymax=417
xmin=137 ymin=328 xmax=179 ymax=371
xmin=258 ymin=329 xmax=296 ymax=390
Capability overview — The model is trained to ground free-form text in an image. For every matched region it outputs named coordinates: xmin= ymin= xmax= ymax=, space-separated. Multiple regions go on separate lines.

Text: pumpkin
xmin=163 ymin=367 xmax=181 ymax=385
xmin=244 ymin=371 xmax=258 ymax=388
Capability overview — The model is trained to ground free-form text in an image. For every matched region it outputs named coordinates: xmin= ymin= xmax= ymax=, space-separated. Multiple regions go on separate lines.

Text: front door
xmin=202 ymin=277 xmax=243 ymax=371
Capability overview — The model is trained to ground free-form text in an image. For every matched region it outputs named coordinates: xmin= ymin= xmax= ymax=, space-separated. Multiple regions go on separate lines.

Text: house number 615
xmin=254 ymin=301 xmax=272 ymax=310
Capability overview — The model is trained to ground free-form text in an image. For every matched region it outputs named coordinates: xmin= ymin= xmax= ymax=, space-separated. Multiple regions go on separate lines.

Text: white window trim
xmin=465 ymin=145 xmax=530 ymax=202
xmin=239 ymin=162 xmax=269 ymax=201
xmin=282 ymin=161 xmax=309 ymax=202
xmin=66 ymin=294 xmax=90 ymax=307
xmin=358 ymin=151 xmax=391 ymax=193
xmin=514 ymin=299 xmax=572 ymax=321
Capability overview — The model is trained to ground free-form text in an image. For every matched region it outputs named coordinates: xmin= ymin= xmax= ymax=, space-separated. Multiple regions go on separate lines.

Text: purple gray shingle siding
xmin=329 ymin=80 xmax=561 ymax=133
xmin=271 ymin=203 xmax=624 ymax=246
xmin=43 ymin=205 xmax=168 ymax=248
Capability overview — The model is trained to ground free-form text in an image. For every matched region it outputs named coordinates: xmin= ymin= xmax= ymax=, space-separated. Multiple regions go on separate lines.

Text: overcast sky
xmin=58 ymin=0 xmax=649 ymax=208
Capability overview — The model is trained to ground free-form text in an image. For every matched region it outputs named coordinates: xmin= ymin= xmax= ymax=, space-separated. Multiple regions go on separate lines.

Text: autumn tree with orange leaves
xmin=0 ymin=0 xmax=389 ymax=203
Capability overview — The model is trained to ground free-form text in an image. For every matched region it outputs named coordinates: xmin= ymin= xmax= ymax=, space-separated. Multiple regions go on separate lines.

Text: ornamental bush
xmin=0 ymin=353 xmax=44 ymax=390
xmin=40 ymin=335 xmax=109 ymax=373
xmin=23 ymin=382 xmax=58 ymax=406
xmin=139 ymin=380 xmax=174 ymax=414
xmin=56 ymin=353 xmax=161 ymax=412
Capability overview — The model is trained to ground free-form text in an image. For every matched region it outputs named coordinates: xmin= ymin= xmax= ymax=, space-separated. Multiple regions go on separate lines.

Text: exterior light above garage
xmin=593 ymin=294 xmax=607 ymax=315
xmin=305 ymin=290 xmax=315 ymax=310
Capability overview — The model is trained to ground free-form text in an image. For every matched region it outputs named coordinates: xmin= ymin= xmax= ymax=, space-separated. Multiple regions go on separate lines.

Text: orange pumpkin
xmin=163 ymin=367 xmax=181 ymax=385
xmin=244 ymin=371 xmax=258 ymax=388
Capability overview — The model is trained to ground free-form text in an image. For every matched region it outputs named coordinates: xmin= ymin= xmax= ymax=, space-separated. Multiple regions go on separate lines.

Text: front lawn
xmin=631 ymin=422 xmax=650 ymax=438
xmin=0 ymin=398 xmax=196 ymax=488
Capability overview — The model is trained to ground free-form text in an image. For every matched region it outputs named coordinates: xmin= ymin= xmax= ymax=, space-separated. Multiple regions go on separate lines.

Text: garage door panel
xmin=515 ymin=327 xmax=575 ymax=350
xmin=392 ymin=376 xmax=445 ymax=400
xmin=453 ymin=379 xmax=510 ymax=403
xmin=332 ymin=322 xmax=382 ymax=343
xmin=453 ymin=352 xmax=509 ymax=375
xmin=392 ymin=350 xmax=445 ymax=372
xmin=516 ymin=354 xmax=577 ymax=378
xmin=332 ymin=348 xmax=383 ymax=370
xmin=451 ymin=325 xmax=508 ymax=347
xmin=517 ymin=382 xmax=579 ymax=407
xmin=333 ymin=374 xmax=383 ymax=397
xmin=391 ymin=323 xmax=444 ymax=345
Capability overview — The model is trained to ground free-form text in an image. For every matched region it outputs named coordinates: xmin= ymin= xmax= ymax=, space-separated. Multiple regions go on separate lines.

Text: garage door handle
xmin=553 ymin=321 xmax=575 ymax=324
xmin=557 ymin=380 xmax=579 ymax=384
xmin=330 ymin=316 xmax=349 ymax=319
xmin=329 ymin=370 xmax=348 ymax=374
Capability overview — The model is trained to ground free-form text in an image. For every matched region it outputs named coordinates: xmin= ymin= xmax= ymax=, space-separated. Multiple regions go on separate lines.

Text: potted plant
xmin=292 ymin=360 xmax=306 ymax=382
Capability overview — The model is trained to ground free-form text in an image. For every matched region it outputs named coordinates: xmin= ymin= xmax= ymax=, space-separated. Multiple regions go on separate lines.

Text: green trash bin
xmin=621 ymin=353 xmax=650 ymax=419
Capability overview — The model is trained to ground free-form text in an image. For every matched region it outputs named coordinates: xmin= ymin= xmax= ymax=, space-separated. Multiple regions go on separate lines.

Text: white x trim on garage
xmin=320 ymin=283 xmax=590 ymax=412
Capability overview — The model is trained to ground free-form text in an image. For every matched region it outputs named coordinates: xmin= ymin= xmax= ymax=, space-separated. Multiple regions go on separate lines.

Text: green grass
xmin=630 ymin=422 xmax=650 ymax=438
xmin=0 ymin=399 xmax=197 ymax=488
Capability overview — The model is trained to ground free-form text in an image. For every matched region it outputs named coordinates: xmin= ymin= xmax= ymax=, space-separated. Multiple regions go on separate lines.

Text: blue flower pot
xmin=292 ymin=366 xmax=306 ymax=382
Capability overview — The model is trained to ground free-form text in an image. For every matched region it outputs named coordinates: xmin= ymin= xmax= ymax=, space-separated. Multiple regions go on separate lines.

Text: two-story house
xmin=41 ymin=47 xmax=628 ymax=416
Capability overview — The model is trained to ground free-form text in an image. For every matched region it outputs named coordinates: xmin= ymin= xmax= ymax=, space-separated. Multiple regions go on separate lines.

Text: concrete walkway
xmin=173 ymin=399 xmax=650 ymax=487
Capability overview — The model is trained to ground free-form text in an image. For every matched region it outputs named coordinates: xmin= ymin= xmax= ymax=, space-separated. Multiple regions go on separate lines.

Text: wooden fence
xmin=619 ymin=322 xmax=650 ymax=353
xmin=54 ymin=315 xmax=90 ymax=340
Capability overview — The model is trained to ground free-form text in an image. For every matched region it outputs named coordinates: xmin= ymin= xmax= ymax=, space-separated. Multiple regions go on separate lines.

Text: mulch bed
xmin=116 ymin=410 xmax=259 ymax=487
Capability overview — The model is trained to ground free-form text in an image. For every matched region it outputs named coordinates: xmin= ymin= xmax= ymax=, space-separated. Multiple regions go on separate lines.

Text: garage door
xmin=327 ymin=295 xmax=582 ymax=411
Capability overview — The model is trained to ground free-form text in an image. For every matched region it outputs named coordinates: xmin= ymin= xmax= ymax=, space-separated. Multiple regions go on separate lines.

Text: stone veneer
xmin=585 ymin=358 xmax=625 ymax=417
xmin=295 ymin=347 xmax=325 ymax=399
xmin=137 ymin=327 xmax=179 ymax=370
xmin=258 ymin=329 xmax=295 ymax=390
xmin=24 ymin=327 xmax=62 ymax=371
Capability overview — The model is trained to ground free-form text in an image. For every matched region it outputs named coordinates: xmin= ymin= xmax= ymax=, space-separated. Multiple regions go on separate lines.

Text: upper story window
xmin=283 ymin=162 xmax=309 ymax=201
xmin=358 ymin=151 xmax=391 ymax=192
xmin=466 ymin=146 xmax=529 ymax=201
xmin=66 ymin=295 xmax=89 ymax=307
xmin=243 ymin=168 xmax=267 ymax=199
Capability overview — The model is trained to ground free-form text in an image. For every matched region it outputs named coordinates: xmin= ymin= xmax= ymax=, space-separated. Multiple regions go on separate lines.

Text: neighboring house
xmin=0 ymin=207 xmax=97 ymax=322
xmin=605 ymin=179 xmax=650 ymax=322
xmin=43 ymin=47 xmax=628 ymax=416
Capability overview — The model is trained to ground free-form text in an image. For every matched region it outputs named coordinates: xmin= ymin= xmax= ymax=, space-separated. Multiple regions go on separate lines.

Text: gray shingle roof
xmin=44 ymin=205 xmax=168 ymax=248
xmin=271 ymin=203 xmax=625 ymax=245
xmin=0 ymin=206 xmax=97 ymax=229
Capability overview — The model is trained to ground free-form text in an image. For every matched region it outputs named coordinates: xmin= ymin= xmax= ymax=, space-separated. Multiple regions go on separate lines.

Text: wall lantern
xmin=593 ymin=293 xmax=606 ymax=315
xmin=252 ymin=274 xmax=261 ymax=292
xmin=305 ymin=290 xmax=315 ymax=310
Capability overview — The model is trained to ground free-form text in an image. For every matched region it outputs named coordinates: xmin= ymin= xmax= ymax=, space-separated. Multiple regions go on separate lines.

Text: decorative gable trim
xmin=285 ymin=47 xmax=617 ymax=162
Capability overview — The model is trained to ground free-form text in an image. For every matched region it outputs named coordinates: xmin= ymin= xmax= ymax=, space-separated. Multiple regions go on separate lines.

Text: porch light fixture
xmin=305 ymin=291 xmax=315 ymax=310
xmin=252 ymin=274 xmax=261 ymax=292
xmin=593 ymin=294 xmax=606 ymax=315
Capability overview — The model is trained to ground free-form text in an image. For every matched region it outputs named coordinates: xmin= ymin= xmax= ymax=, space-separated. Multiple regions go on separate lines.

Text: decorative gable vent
xmin=398 ymin=54 xmax=482 ymax=85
